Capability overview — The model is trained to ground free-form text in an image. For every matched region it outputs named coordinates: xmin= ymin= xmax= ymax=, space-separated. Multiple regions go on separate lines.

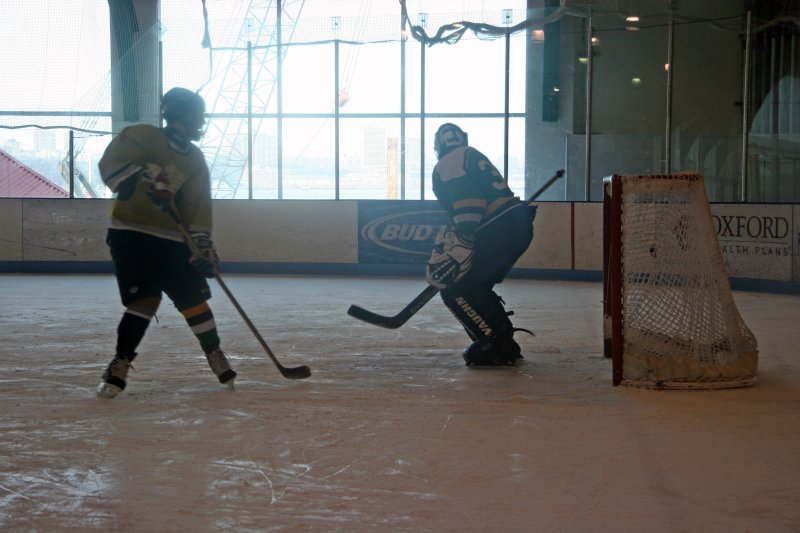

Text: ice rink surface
xmin=0 ymin=274 xmax=798 ymax=532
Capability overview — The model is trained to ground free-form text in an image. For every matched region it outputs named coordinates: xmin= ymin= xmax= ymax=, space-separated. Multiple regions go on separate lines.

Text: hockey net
xmin=603 ymin=173 xmax=758 ymax=389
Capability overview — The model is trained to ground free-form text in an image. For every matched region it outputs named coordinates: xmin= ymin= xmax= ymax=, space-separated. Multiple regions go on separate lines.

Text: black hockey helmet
xmin=161 ymin=87 xmax=206 ymax=141
xmin=434 ymin=123 xmax=468 ymax=159
xmin=161 ymin=87 xmax=206 ymax=127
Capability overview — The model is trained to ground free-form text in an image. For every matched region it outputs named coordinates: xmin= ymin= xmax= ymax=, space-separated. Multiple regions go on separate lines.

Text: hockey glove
xmin=188 ymin=232 xmax=219 ymax=278
xmin=426 ymin=230 xmax=475 ymax=289
xmin=142 ymin=163 xmax=186 ymax=208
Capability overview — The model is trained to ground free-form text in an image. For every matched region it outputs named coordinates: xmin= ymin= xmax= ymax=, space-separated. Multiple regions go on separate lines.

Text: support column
xmin=108 ymin=0 xmax=161 ymax=133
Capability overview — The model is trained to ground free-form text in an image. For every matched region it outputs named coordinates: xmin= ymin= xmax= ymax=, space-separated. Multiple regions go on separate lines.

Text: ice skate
xmin=463 ymin=336 xmax=521 ymax=367
xmin=205 ymin=347 xmax=237 ymax=388
xmin=97 ymin=356 xmax=133 ymax=398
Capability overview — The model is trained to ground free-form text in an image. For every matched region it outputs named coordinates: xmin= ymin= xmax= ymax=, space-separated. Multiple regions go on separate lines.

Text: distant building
xmin=34 ymin=129 xmax=57 ymax=152
xmin=363 ymin=126 xmax=387 ymax=170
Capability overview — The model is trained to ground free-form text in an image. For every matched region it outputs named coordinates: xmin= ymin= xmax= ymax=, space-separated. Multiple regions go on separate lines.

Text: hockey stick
xmin=347 ymin=169 xmax=565 ymax=329
xmin=526 ymin=168 xmax=565 ymax=203
xmin=347 ymin=284 xmax=440 ymax=329
xmin=165 ymin=206 xmax=312 ymax=380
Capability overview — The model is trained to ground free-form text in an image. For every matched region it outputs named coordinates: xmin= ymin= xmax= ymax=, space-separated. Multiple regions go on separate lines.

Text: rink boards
xmin=0 ymin=198 xmax=798 ymax=289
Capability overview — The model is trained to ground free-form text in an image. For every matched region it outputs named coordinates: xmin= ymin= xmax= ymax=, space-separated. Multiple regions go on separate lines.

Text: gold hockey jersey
xmin=98 ymin=124 xmax=213 ymax=242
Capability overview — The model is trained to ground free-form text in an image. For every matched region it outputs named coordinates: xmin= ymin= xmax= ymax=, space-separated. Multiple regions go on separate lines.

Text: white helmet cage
xmin=434 ymin=123 xmax=469 ymax=159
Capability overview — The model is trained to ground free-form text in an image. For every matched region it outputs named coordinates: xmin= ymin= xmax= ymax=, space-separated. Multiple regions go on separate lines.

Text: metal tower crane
xmin=201 ymin=0 xmax=306 ymax=198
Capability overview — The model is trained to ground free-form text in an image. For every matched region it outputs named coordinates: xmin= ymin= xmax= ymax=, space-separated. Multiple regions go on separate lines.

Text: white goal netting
xmin=607 ymin=173 xmax=758 ymax=389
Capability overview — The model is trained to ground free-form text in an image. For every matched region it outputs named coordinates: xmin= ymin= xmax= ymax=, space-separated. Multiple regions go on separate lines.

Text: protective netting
xmin=2 ymin=1 xmax=762 ymax=200
xmin=619 ymin=174 xmax=758 ymax=388
xmin=0 ymin=1 xmax=153 ymax=197
xmin=400 ymin=0 xmax=620 ymax=46
xmin=0 ymin=0 xmax=623 ymax=132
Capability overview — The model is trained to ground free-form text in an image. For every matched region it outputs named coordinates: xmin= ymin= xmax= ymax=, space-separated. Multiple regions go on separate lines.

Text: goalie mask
xmin=434 ymin=123 xmax=468 ymax=159
xmin=161 ymin=87 xmax=206 ymax=141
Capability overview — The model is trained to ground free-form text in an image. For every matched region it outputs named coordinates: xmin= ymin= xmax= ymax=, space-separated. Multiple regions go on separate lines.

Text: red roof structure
xmin=0 ymin=149 xmax=68 ymax=197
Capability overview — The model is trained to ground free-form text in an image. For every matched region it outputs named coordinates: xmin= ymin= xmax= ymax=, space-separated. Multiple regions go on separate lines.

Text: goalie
xmin=428 ymin=123 xmax=535 ymax=366
xmin=95 ymin=87 xmax=236 ymax=398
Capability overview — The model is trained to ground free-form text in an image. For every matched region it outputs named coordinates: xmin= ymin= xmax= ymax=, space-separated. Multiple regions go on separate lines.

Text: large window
xmin=158 ymin=0 xmax=530 ymax=200
xmin=1 ymin=1 xmax=797 ymax=203
xmin=0 ymin=1 xmax=112 ymax=198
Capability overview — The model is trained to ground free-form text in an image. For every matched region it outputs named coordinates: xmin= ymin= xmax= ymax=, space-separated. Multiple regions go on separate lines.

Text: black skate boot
xmin=205 ymin=347 xmax=237 ymax=388
xmin=97 ymin=355 xmax=134 ymax=398
xmin=463 ymin=335 xmax=521 ymax=367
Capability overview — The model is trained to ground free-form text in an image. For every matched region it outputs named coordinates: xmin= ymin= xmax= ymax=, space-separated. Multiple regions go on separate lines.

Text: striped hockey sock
xmin=180 ymin=302 xmax=221 ymax=353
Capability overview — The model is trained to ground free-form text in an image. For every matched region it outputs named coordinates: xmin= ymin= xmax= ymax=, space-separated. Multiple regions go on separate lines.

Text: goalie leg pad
xmin=442 ymin=290 xmax=519 ymax=366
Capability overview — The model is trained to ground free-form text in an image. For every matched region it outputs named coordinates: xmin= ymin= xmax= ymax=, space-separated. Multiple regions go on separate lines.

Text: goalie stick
xmin=347 ymin=169 xmax=566 ymax=329
xmin=527 ymin=168 xmax=565 ymax=204
xmin=347 ymin=284 xmax=440 ymax=329
xmin=165 ymin=206 xmax=312 ymax=380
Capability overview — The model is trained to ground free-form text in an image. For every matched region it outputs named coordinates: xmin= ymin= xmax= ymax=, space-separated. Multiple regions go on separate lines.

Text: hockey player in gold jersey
xmin=96 ymin=87 xmax=236 ymax=398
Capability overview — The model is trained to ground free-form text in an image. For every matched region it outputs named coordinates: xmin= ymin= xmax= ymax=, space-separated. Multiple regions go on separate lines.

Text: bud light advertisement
xmin=358 ymin=201 xmax=451 ymax=264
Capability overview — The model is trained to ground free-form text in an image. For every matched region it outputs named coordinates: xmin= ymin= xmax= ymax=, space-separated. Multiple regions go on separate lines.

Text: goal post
xmin=602 ymin=173 xmax=758 ymax=389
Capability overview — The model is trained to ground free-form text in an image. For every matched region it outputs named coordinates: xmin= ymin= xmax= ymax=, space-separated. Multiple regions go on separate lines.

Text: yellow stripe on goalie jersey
xmin=486 ymin=196 xmax=516 ymax=216
xmin=453 ymin=198 xmax=486 ymax=211
xmin=452 ymin=198 xmax=486 ymax=228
